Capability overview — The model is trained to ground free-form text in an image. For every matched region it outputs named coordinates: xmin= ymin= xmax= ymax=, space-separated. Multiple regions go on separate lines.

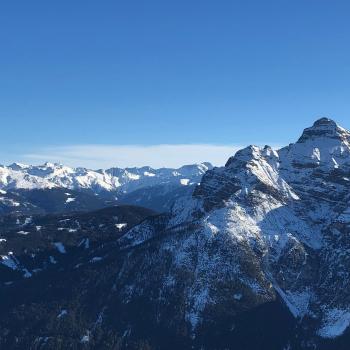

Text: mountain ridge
xmin=116 ymin=117 xmax=350 ymax=347
xmin=0 ymin=162 xmax=213 ymax=214
xmin=0 ymin=162 xmax=213 ymax=192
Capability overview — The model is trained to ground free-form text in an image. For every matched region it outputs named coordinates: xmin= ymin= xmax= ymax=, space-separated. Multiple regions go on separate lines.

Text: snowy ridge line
xmin=0 ymin=162 xmax=213 ymax=194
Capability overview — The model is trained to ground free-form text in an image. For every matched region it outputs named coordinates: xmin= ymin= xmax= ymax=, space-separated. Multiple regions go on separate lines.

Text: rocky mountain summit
xmin=1 ymin=118 xmax=350 ymax=349
xmin=115 ymin=118 xmax=350 ymax=349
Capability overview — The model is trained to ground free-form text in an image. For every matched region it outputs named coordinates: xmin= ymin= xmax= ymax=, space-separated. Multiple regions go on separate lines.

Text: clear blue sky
xmin=1 ymin=1 xmax=350 ymax=167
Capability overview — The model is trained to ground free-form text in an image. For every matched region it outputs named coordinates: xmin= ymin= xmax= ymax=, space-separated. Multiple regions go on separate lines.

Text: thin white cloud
xmin=21 ymin=144 xmax=244 ymax=169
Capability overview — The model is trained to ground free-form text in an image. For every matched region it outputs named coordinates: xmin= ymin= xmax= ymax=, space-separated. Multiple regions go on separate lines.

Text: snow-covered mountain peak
xmin=42 ymin=161 xmax=57 ymax=168
xmin=222 ymin=118 xmax=350 ymax=177
xmin=225 ymin=145 xmax=261 ymax=166
xmin=279 ymin=118 xmax=350 ymax=170
xmin=311 ymin=116 xmax=338 ymax=129
xmin=8 ymin=162 xmax=29 ymax=171
xmin=176 ymin=162 xmax=212 ymax=176
xmin=298 ymin=117 xmax=349 ymax=142
xmin=225 ymin=145 xmax=279 ymax=176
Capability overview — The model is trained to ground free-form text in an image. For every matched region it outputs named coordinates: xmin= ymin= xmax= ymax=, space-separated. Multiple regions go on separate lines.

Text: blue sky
xmin=1 ymin=1 xmax=350 ymax=168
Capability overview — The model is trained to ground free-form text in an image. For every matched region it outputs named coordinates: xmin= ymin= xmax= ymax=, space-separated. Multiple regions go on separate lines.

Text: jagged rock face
xmin=1 ymin=118 xmax=350 ymax=349
xmin=115 ymin=118 xmax=350 ymax=348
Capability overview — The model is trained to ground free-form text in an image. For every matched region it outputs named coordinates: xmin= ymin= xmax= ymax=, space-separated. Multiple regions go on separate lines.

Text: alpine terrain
xmin=0 ymin=162 xmax=212 ymax=213
xmin=1 ymin=118 xmax=350 ymax=350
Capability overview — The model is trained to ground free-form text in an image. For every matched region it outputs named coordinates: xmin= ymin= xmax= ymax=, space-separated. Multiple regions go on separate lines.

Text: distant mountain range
xmin=0 ymin=162 xmax=212 ymax=213
xmin=1 ymin=118 xmax=350 ymax=349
